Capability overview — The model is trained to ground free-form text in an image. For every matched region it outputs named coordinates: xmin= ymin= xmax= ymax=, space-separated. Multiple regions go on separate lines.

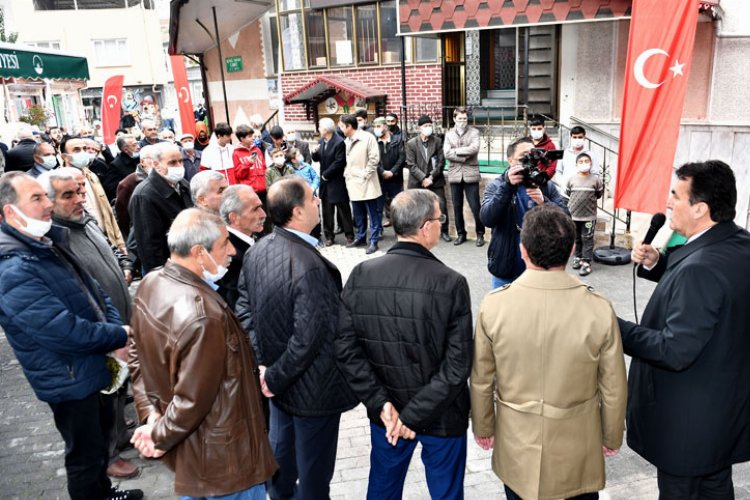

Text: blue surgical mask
xmin=253 ymin=138 xmax=262 ymax=148
xmin=40 ymin=155 xmax=57 ymax=170
xmin=131 ymin=152 xmax=140 ymax=159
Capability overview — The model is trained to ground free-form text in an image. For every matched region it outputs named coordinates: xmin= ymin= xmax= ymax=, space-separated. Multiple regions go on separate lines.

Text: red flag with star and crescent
xmin=170 ymin=55 xmax=196 ymax=138
xmin=615 ymin=0 xmax=699 ymax=214
xmin=101 ymin=75 xmax=124 ymax=145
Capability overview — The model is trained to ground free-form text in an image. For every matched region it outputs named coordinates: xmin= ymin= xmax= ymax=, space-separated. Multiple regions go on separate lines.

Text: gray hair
xmin=167 ymin=208 xmax=224 ymax=257
xmin=190 ymin=170 xmax=226 ymax=204
xmin=116 ymin=134 xmax=135 ymax=152
xmin=139 ymin=144 xmax=158 ymax=161
xmin=140 ymin=119 xmax=156 ymax=130
xmin=249 ymin=113 xmax=264 ymax=129
xmin=390 ymin=189 xmax=439 ymax=237
xmin=15 ymin=124 xmax=33 ymax=141
xmin=37 ymin=167 xmax=80 ymax=200
xmin=318 ymin=117 xmax=336 ymax=133
xmin=153 ymin=142 xmax=180 ymax=162
xmin=220 ymin=184 xmax=255 ymax=224
xmin=0 ymin=171 xmax=31 ymax=208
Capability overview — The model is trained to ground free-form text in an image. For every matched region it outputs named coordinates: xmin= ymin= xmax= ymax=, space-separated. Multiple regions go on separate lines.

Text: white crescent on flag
xmin=106 ymin=95 xmax=118 ymax=108
xmin=633 ymin=48 xmax=669 ymax=89
xmin=178 ymin=86 xmax=190 ymax=103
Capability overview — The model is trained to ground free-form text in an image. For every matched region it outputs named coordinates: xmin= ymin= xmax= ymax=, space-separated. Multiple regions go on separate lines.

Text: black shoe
xmin=366 ymin=242 xmax=378 ymax=255
xmin=440 ymin=232 xmax=452 ymax=243
xmin=107 ymin=485 xmax=144 ymax=500
xmin=476 ymin=235 xmax=485 ymax=247
xmin=346 ymin=238 xmax=366 ymax=248
xmin=453 ymin=234 xmax=467 ymax=246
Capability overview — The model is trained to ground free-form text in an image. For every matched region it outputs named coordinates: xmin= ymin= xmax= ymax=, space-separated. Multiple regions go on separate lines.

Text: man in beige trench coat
xmin=470 ymin=204 xmax=627 ymax=500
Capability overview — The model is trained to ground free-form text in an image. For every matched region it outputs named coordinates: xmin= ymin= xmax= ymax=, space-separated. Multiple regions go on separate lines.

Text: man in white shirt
xmin=557 ymin=126 xmax=600 ymax=189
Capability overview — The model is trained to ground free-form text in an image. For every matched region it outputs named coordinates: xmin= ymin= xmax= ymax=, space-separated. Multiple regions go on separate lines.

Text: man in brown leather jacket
xmin=128 ymin=208 xmax=277 ymax=499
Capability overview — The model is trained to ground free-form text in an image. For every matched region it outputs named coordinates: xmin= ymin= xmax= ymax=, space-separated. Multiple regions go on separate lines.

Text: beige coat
xmin=344 ymin=130 xmax=381 ymax=201
xmin=470 ymin=270 xmax=626 ymax=500
xmin=82 ymin=167 xmax=125 ymax=250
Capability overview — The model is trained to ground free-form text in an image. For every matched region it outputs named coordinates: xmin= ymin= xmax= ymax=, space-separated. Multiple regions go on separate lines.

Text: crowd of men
xmin=0 ymin=111 xmax=749 ymax=500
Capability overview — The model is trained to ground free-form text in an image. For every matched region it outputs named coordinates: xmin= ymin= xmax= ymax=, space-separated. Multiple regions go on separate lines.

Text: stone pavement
xmin=2 ymin=230 xmax=750 ymax=499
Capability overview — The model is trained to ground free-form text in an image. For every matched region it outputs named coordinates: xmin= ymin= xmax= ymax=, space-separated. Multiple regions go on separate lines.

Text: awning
xmin=0 ymin=42 xmax=89 ymax=80
xmin=169 ymin=0 xmax=274 ymax=55
xmin=284 ymin=76 xmax=386 ymax=104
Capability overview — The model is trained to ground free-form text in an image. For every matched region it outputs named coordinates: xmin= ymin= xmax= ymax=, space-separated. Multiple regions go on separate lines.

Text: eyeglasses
xmin=420 ymin=214 xmax=447 ymax=228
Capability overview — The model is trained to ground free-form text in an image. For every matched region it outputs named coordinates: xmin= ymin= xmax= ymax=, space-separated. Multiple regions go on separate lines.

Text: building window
xmin=280 ymin=12 xmax=305 ymax=71
xmin=25 ymin=41 xmax=62 ymax=50
xmin=92 ymin=38 xmax=129 ymax=66
xmin=356 ymin=4 xmax=377 ymax=65
xmin=306 ymin=9 xmax=326 ymax=68
xmin=327 ymin=7 xmax=354 ymax=66
xmin=415 ymin=37 xmax=438 ymax=62
xmin=379 ymin=2 xmax=400 ymax=64
xmin=269 ymin=15 xmax=280 ymax=75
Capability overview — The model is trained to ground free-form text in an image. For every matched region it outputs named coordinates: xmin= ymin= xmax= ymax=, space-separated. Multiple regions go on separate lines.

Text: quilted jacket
xmin=236 ymin=227 xmax=357 ymax=417
xmin=336 ymin=242 xmax=473 ymax=437
xmin=0 ymin=223 xmax=126 ymax=403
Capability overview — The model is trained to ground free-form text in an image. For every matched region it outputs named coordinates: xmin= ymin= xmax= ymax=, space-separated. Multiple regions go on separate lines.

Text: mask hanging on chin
xmin=11 ymin=205 xmax=52 ymax=238
xmin=201 ymin=249 xmax=229 ymax=286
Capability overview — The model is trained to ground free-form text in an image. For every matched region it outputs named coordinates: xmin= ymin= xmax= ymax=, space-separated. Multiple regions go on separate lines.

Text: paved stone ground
xmin=2 ymin=230 xmax=750 ymax=499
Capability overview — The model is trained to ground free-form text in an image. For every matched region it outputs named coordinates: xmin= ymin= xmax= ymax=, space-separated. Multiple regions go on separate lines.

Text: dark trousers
xmin=504 ymin=485 xmax=598 ymax=500
xmin=657 ymin=466 xmax=734 ymax=500
xmin=574 ymin=220 xmax=596 ymax=261
xmin=48 ymin=392 xmax=114 ymax=500
xmin=108 ymin=384 xmax=129 ymax=462
xmin=428 ymin=185 xmax=450 ymax=234
xmin=367 ymin=423 xmax=466 ymax=500
xmin=268 ymin=400 xmax=341 ymax=500
xmin=378 ymin=182 xmax=404 ymax=222
xmin=352 ymin=198 xmax=382 ymax=244
xmin=450 ymin=181 xmax=485 ymax=236
xmin=322 ymin=198 xmax=354 ymax=241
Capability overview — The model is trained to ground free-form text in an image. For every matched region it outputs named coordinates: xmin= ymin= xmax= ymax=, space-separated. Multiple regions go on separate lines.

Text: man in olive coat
xmin=471 ymin=204 xmax=626 ymax=500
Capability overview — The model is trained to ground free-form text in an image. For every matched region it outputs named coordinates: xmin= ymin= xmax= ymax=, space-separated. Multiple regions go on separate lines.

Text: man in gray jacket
xmin=444 ymin=107 xmax=485 ymax=247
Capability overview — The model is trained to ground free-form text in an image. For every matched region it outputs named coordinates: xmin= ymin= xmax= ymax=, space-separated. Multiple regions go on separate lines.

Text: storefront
xmin=0 ymin=42 xmax=90 ymax=129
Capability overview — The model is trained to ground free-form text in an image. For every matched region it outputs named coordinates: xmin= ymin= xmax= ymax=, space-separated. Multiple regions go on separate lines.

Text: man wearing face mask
xmin=285 ymin=127 xmax=311 ymax=164
xmin=128 ymin=208 xmax=278 ymax=499
xmin=406 ymin=115 xmax=451 ymax=242
xmin=61 ymin=137 xmax=127 ymax=256
xmin=526 ymin=114 xmax=558 ymax=179
xmin=355 ymin=109 xmax=374 ymax=135
xmin=103 ymin=134 xmax=141 ymax=201
xmin=129 ymin=142 xmax=193 ymax=274
xmin=444 ymin=107 xmax=485 ymax=247
xmin=115 ymin=144 xmax=156 ymax=239
xmin=28 ymin=142 xmax=58 ymax=178
xmin=179 ymin=133 xmax=201 ymax=181
xmin=0 ymin=172 xmax=140 ymax=500
xmin=557 ymin=126 xmax=600 ymax=189
xmin=372 ymin=117 xmax=405 ymax=230
xmin=385 ymin=113 xmax=402 ymax=143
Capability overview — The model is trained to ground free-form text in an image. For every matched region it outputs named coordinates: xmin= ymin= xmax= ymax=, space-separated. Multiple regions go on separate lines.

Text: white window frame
xmin=92 ymin=38 xmax=130 ymax=67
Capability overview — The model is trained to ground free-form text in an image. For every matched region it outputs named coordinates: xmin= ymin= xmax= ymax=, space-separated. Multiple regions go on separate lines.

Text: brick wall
xmin=281 ymin=65 xmax=443 ymax=124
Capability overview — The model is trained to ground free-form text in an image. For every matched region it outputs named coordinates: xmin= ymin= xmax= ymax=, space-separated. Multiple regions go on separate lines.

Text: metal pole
xmin=212 ymin=6 xmax=230 ymax=124
xmin=400 ymin=36 xmax=407 ymax=133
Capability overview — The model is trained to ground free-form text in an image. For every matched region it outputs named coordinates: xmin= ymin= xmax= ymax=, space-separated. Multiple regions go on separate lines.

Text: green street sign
xmin=226 ymin=56 xmax=243 ymax=73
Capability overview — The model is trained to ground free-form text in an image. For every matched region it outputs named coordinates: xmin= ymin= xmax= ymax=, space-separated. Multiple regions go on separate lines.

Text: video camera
xmin=519 ymin=148 xmax=564 ymax=188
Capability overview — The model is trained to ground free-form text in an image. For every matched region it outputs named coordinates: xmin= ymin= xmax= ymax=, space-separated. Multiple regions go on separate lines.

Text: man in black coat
xmin=5 ymin=125 xmax=38 ymax=172
xmin=372 ymin=117 xmax=405 ymax=229
xmin=335 ymin=188 xmax=473 ymax=499
xmin=102 ymin=134 xmax=140 ymax=202
xmin=129 ymin=143 xmax=192 ymax=274
xmin=312 ymin=117 xmax=354 ymax=246
xmin=216 ymin=184 xmax=266 ymax=309
xmin=618 ymin=160 xmax=750 ymax=498
xmin=236 ymin=178 xmax=357 ymax=500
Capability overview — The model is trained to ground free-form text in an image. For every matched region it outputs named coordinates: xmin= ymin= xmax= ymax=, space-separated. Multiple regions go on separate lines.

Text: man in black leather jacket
xmin=336 ymin=188 xmax=473 ymax=499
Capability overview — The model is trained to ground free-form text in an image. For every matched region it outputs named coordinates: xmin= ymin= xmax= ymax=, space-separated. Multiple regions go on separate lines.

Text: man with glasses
xmin=336 ymin=189 xmax=473 ymax=499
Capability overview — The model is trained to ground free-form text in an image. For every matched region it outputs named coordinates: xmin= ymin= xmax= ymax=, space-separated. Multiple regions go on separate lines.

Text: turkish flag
xmin=170 ymin=55 xmax=196 ymax=138
xmin=101 ymin=75 xmax=124 ymax=145
xmin=614 ymin=0 xmax=699 ymax=214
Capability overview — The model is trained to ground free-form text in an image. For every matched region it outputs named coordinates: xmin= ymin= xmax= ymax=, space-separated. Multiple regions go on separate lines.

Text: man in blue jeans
xmin=480 ymin=137 xmax=567 ymax=288
xmin=336 ymin=189 xmax=473 ymax=499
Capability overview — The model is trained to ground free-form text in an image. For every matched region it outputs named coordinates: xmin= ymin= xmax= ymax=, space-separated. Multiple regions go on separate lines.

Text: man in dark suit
xmin=405 ymin=115 xmax=451 ymax=242
xmin=5 ymin=125 xmax=38 ymax=172
xmin=216 ymin=184 xmax=266 ymax=309
xmin=312 ymin=117 xmax=354 ymax=246
xmin=619 ymin=160 xmax=750 ymax=499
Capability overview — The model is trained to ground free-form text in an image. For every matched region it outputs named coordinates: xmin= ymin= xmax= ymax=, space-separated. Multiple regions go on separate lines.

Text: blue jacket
xmin=0 ymin=223 xmax=126 ymax=403
xmin=293 ymin=161 xmax=320 ymax=195
xmin=480 ymin=175 xmax=567 ymax=280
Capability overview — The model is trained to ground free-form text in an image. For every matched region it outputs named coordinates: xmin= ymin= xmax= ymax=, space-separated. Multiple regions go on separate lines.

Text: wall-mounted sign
xmin=225 ymin=56 xmax=243 ymax=73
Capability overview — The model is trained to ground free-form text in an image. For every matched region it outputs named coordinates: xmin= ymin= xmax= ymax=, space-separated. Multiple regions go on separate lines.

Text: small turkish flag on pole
xmin=170 ymin=55 xmax=196 ymax=138
xmin=614 ymin=0 xmax=699 ymax=214
xmin=101 ymin=75 xmax=124 ymax=145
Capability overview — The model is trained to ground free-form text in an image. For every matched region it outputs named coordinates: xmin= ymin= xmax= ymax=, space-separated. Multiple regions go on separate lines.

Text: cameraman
xmin=480 ymin=137 xmax=567 ymax=288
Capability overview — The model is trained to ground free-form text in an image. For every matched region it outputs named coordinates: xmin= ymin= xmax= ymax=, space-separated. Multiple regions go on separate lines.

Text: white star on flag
xmin=669 ymin=60 xmax=685 ymax=77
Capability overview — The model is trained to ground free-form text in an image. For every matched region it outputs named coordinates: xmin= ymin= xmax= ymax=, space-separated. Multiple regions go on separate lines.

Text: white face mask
xmin=182 ymin=141 xmax=194 ymax=150
xmin=40 ymin=155 xmax=57 ymax=170
xmin=166 ymin=166 xmax=185 ymax=182
xmin=421 ymin=126 xmax=433 ymax=137
xmin=296 ymin=154 xmax=304 ymax=163
xmin=577 ymin=162 xmax=592 ymax=173
xmin=11 ymin=205 xmax=52 ymax=238
xmin=69 ymin=152 xmax=90 ymax=169
xmin=201 ymin=248 xmax=229 ymax=283
xmin=274 ymin=157 xmax=286 ymax=166
xmin=373 ymin=127 xmax=384 ymax=138
xmin=572 ymin=138 xmax=585 ymax=149
xmin=286 ymin=133 xmax=296 ymax=142
xmin=530 ymin=129 xmax=544 ymax=140
xmin=455 ymin=122 xmax=467 ymax=132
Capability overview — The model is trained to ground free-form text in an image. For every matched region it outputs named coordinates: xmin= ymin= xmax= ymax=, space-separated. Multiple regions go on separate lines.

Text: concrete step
xmin=480 ymin=98 xmax=516 ymax=108
xmin=486 ymin=89 xmax=515 ymax=99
